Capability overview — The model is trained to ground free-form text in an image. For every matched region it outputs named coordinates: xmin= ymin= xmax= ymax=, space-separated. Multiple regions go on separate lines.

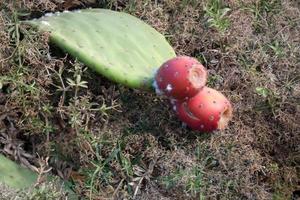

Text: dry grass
xmin=0 ymin=0 xmax=299 ymax=199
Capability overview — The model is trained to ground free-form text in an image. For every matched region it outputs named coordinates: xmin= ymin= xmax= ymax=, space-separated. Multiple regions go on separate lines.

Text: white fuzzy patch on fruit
xmin=152 ymin=80 xmax=164 ymax=95
xmin=166 ymin=84 xmax=173 ymax=92
xmin=41 ymin=21 xmax=50 ymax=26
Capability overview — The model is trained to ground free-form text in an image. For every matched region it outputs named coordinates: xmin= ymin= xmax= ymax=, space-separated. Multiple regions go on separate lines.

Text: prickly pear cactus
xmin=0 ymin=154 xmax=77 ymax=199
xmin=26 ymin=9 xmax=176 ymax=89
xmin=0 ymin=154 xmax=37 ymax=189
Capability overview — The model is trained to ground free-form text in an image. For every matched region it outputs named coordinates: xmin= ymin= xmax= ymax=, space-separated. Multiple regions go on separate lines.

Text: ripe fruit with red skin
xmin=175 ymin=101 xmax=202 ymax=130
xmin=155 ymin=56 xmax=207 ymax=100
xmin=175 ymin=87 xmax=233 ymax=132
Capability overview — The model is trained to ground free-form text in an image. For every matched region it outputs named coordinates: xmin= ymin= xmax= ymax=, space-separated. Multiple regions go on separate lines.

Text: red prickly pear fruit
xmin=174 ymin=100 xmax=202 ymax=130
xmin=154 ymin=56 xmax=207 ymax=100
xmin=175 ymin=87 xmax=233 ymax=132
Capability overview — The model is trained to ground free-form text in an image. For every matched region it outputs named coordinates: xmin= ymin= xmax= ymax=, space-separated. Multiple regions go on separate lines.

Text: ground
xmin=0 ymin=0 xmax=299 ymax=199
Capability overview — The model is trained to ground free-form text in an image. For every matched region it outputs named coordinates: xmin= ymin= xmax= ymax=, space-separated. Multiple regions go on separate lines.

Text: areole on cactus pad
xmin=25 ymin=9 xmax=176 ymax=90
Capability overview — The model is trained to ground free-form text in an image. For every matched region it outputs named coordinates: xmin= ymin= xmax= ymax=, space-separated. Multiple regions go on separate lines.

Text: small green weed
xmin=255 ymin=87 xmax=280 ymax=116
xmin=195 ymin=53 xmax=208 ymax=65
xmin=66 ymin=62 xmax=88 ymax=99
xmin=268 ymin=41 xmax=285 ymax=58
xmin=124 ymin=0 xmax=140 ymax=13
xmin=80 ymin=137 xmax=139 ymax=199
xmin=185 ymin=166 xmax=204 ymax=196
xmin=160 ymin=165 xmax=206 ymax=198
xmin=242 ymin=0 xmax=281 ymax=32
xmin=207 ymin=74 xmax=223 ymax=87
xmin=242 ymin=0 xmax=281 ymax=20
xmin=204 ymin=0 xmax=231 ymax=33
xmin=255 ymin=87 xmax=270 ymax=98
xmin=161 ymin=168 xmax=184 ymax=190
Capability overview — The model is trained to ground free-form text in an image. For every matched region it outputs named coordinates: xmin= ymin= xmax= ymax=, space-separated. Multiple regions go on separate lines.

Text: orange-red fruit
xmin=175 ymin=87 xmax=233 ymax=132
xmin=155 ymin=56 xmax=207 ymax=100
xmin=175 ymin=101 xmax=202 ymax=130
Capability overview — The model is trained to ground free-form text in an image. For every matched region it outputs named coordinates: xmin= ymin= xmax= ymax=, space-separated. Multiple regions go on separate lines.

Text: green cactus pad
xmin=26 ymin=9 xmax=176 ymax=89
xmin=0 ymin=154 xmax=77 ymax=199
xmin=0 ymin=154 xmax=37 ymax=189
